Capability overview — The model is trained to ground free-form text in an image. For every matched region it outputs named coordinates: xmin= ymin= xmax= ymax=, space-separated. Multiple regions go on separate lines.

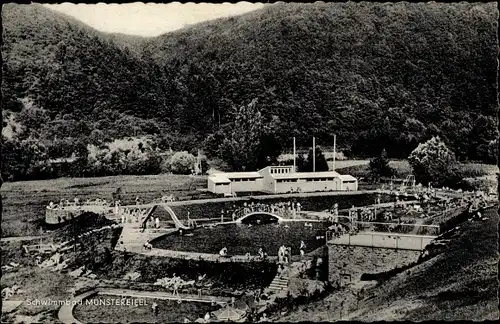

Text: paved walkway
xmin=102 ymin=288 xmax=231 ymax=304
xmin=143 ymin=248 xmax=279 ymax=263
xmin=58 ymin=289 xmax=96 ymax=324
xmin=58 ymin=287 xmax=231 ymax=324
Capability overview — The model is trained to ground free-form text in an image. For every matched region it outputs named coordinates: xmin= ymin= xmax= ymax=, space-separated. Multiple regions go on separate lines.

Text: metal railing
xmin=353 ymin=221 xmax=440 ymax=236
xmin=327 ymin=231 xmax=435 ymax=251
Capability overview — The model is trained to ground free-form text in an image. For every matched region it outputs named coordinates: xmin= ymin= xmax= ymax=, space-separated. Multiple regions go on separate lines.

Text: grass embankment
xmin=276 ymin=207 xmax=499 ymax=321
xmin=0 ymin=267 xmax=76 ymax=323
xmin=1 ymin=174 xmax=207 ymax=237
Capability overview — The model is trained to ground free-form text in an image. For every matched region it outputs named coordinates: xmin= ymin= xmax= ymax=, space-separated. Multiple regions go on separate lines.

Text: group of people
xmin=327 ymin=203 xmax=339 ymax=222
xmin=278 ymin=245 xmax=292 ymax=263
xmin=47 ymin=198 xmax=112 ymax=210
xmin=223 ymin=200 xmax=304 ymax=222
xmin=328 ymin=223 xmax=348 ymax=238
xmin=349 ymin=206 xmax=376 ymax=222
xmin=243 ymin=247 xmax=269 ymax=260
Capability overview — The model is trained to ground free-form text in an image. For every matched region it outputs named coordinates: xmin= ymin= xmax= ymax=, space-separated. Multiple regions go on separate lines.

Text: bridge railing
xmin=353 ymin=221 xmax=440 ymax=236
xmin=233 ymin=205 xmax=292 ymax=220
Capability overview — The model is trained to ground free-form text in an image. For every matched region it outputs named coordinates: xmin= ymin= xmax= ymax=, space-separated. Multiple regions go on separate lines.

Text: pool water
xmin=74 ymin=295 xmax=220 ymax=323
xmin=151 ymin=221 xmax=330 ymax=256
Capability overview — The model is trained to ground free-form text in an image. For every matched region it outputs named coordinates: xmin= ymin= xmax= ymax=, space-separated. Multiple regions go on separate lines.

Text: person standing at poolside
xmin=300 ymin=241 xmax=306 ymax=257
xmin=152 ymin=302 xmax=158 ymax=316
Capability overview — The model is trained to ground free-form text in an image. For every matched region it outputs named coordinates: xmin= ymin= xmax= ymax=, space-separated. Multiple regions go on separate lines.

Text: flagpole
xmin=313 ymin=137 xmax=316 ymax=172
xmin=293 ymin=137 xmax=296 ymax=172
xmin=333 ymin=134 xmax=336 ymax=171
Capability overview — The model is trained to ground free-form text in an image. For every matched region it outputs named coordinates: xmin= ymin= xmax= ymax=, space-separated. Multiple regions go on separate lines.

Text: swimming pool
xmin=168 ymin=193 xmax=406 ymax=222
xmin=151 ymin=220 xmax=330 ymax=256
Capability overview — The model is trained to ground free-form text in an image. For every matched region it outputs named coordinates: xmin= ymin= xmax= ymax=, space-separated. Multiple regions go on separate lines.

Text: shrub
xmin=299 ymin=146 xmax=329 ymax=172
xmin=369 ymin=149 xmax=394 ymax=182
xmin=408 ymin=136 xmax=458 ymax=187
xmin=170 ymin=151 xmax=196 ymax=175
xmin=160 ymin=152 xmax=174 ymax=173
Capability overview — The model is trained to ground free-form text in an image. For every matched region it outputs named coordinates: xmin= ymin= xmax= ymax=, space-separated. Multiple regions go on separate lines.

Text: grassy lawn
xmin=74 ymin=295 xmax=220 ymax=323
xmin=336 ymin=160 xmax=498 ymax=182
xmin=1 ymin=174 xmax=206 ymax=237
xmin=1 ymin=267 xmax=76 ymax=323
xmin=335 ymin=160 xmax=412 ymax=178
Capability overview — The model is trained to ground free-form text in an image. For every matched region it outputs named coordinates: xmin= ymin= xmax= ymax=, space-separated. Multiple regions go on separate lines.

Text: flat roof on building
xmin=271 ymin=170 xmax=342 ymax=180
xmin=212 ymin=172 xmax=263 ymax=179
xmin=339 ymin=174 xmax=357 ymax=181
xmin=208 ymin=174 xmax=231 ymax=183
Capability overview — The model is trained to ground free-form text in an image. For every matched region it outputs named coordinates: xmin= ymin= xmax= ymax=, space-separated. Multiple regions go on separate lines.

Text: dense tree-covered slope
xmin=2 ymin=2 xmax=498 ymax=170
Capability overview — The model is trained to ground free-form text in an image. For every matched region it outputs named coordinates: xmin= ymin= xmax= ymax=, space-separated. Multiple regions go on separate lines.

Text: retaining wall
xmin=45 ymin=209 xmax=84 ymax=224
xmin=327 ymin=244 xmax=420 ymax=284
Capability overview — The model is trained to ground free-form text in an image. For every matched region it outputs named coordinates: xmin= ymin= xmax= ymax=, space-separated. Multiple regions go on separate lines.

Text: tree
xmin=487 ymin=139 xmax=498 ymax=165
xmin=170 ymin=151 xmax=196 ymax=175
xmin=469 ymin=115 xmax=497 ymax=161
xmin=369 ymin=148 xmax=394 ymax=182
xmin=408 ymin=136 xmax=457 ymax=187
xmin=300 ymin=146 xmax=329 ymax=172
xmin=218 ymin=99 xmax=281 ymax=171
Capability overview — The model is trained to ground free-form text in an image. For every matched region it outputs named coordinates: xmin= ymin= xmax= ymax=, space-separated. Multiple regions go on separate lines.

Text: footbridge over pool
xmin=232 ymin=204 xmax=309 ymax=222
xmin=234 ymin=211 xmax=285 ymax=223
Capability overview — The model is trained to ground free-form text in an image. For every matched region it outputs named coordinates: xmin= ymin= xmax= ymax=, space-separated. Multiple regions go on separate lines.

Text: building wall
xmin=208 ymin=179 xmax=216 ymax=193
xmin=208 ymin=178 xmax=232 ymax=194
xmin=45 ymin=209 xmax=84 ymax=224
xmin=229 ymin=178 xmax=264 ymax=193
xmin=327 ymin=244 xmax=420 ymax=284
xmin=293 ymin=178 xmax=342 ymax=193
xmin=208 ymin=168 xmax=358 ymax=194
xmin=341 ymin=180 xmax=358 ymax=191
xmin=213 ymin=183 xmax=231 ymax=194
xmin=275 ymin=180 xmax=299 ymax=193
xmin=259 ymin=168 xmax=278 ymax=193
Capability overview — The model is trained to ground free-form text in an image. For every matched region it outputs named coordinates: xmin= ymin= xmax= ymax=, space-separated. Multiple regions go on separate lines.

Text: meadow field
xmin=0 ymin=175 xmax=207 ymax=237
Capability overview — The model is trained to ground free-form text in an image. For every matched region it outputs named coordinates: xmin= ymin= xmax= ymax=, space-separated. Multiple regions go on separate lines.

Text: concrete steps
xmin=115 ymin=225 xmax=174 ymax=253
xmin=267 ymin=275 xmax=289 ymax=292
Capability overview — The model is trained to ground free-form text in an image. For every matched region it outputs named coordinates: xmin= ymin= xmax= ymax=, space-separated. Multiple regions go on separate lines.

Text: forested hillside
xmin=1 ymin=2 xmax=498 ymax=180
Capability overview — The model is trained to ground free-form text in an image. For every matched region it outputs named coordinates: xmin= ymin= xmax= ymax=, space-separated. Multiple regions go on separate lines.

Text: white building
xmin=207 ymin=165 xmax=358 ymax=195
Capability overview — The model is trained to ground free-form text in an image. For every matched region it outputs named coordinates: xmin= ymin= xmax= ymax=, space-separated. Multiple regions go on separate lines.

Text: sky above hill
xmin=45 ymin=2 xmax=265 ymax=37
